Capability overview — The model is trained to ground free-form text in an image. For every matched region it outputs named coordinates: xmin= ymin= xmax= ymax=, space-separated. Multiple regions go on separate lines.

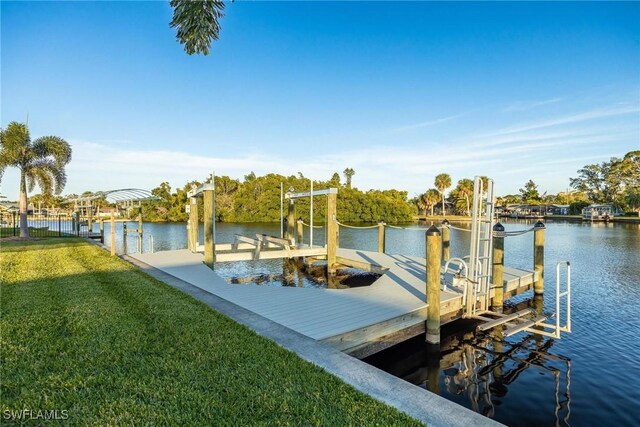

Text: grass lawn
xmin=0 ymin=238 xmax=422 ymax=426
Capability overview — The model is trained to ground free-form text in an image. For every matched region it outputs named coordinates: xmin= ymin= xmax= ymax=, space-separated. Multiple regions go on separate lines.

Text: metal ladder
xmin=476 ymin=262 xmax=572 ymax=338
xmin=465 ymin=176 xmax=495 ymax=317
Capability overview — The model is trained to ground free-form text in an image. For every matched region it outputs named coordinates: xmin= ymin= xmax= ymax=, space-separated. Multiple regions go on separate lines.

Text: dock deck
xmin=131 ymin=248 xmax=536 ymax=356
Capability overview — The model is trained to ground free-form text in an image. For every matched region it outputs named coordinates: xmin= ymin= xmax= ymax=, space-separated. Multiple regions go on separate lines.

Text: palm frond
xmin=27 ymin=158 xmax=67 ymax=195
xmin=0 ymin=121 xmax=31 ymax=167
xmin=170 ymin=0 xmax=225 ymax=55
xmin=26 ymin=171 xmax=36 ymax=193
xmin=32 ymin=136 xmax=72 ymax=168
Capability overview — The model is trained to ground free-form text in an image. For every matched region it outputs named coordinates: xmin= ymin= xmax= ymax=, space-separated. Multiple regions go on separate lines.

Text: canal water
xmin=102 ymin=219 xmax=640 ymax=426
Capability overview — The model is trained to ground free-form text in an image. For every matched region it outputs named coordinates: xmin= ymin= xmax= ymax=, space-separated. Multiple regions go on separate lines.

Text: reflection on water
xmin=366 ymin=296 xmax=573 ymax=426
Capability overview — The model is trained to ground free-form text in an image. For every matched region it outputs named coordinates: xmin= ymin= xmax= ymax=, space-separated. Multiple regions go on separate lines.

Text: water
xmin=102 ymin=219 xmax=640 ymax=426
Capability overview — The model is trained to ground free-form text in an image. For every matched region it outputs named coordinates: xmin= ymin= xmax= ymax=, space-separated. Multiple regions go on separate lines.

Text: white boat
xmin=581 ymin=204 xmax=621 ymax=221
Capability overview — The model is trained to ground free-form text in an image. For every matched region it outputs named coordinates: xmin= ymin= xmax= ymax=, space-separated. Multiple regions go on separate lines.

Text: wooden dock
xmin=131 ymin=248 xmax=536 ymax=357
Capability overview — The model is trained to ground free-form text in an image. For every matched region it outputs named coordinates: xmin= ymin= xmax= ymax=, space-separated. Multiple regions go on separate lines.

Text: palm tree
xmin=415 ymin=196 xmax=427 ymax=216
xmin=434 ymin=173 xmax=452 ymax=216
xmin=423 ymin=189 xmax=440 ymax=216
xmin=0 ymin=122 xmax=71 ymax=238
xmin=170 ymin=0 xmax=225 ymax=55
xmin=455 ymin=178 xmax=474 ymax=216
xmin=343 ymin=168 xmax=355 ymax=189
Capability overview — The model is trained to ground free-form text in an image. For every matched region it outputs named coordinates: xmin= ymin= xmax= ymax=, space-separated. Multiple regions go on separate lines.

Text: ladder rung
xmin=504 ymin=315 xmax=548 ymax=337
xmin=477 ymin=308 xmax=535 ymax=331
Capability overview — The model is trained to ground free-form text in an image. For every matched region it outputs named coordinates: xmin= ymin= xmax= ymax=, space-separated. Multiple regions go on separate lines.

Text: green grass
xmin=0 ymin=238 xmax=422 ymax=426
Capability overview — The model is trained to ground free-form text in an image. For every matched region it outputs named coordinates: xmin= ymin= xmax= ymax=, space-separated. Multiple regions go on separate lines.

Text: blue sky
xmin=2 ymin=1 xmax=639 ymax=200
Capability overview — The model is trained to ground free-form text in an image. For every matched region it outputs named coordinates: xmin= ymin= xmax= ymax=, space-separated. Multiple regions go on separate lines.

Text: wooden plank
xmin=215 ymin=247 xmax=327 ymax=262
xmin=335 ymin=256 xmax=387 ymax=275
xmin=285 ymin=188 xmax=338 ymax=199
xmin=257 ymin=234 xmax=291 ymax=248
xmin=232 ymin=234 xmax=261 ymax=250
xmin=196 ymin=242 xmax=282 ymax=252
xmin=320 ymin=306 xmax=429 ymax=351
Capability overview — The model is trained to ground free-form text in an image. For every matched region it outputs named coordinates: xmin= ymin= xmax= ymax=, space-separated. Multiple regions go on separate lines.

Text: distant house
xmin=0 ymin=202 xmax=20 ymax=213
xmin=503 ymin=204 xmax=536 ymax=217
xmin=547 ymin=204 xmax=570 ymax=215
xmin=0 ymin=202 xmax=32 ymax=214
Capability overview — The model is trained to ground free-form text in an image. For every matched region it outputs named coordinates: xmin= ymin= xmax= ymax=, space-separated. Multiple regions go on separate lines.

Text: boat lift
xmin=445 ymin=176 xmax=572 ymax=339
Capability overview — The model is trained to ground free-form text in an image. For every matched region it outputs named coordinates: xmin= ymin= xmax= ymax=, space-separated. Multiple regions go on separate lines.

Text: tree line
xmin=140 ymin=169 xmax=414 ymax=223
xmin=413 ymin=150 xmax=640 ymax=217
xmin=4 ymin=121 xmax=638 ymax=231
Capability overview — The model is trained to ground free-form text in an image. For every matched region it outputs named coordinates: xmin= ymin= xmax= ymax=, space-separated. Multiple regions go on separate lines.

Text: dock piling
xmin=326 ymin=192 xmax=338 ymax=275
xmin=189 ymin=196 xmax=198 ymax=252
xmin=533 ymin=221 xmax=545 ymax=295
xmin=88 ymin=203 xmax=93 ymax=231
xmin=441 ymin=219 xmax=450 ymax=261
xmin=137 ymin=215 xmax=143 ymax=253
xmin=110 ymin=209 xmax=115 ymax=256
xmin=492 ymin=222 xmax=505 ymax=311
xmin=297 ymin=218 xmax=304 ymax=248
xmin=378 ymin=221 xmax=386 ymax=253
xmin=286 ymin=199 xmax=295 ymax=245
xmin=100 ymin=219 xmax=104 ymax=243
xmin=204 ymin=189 xmax=215 ymax=269
xmin=426 ymin=225 xmax=442 ymax=344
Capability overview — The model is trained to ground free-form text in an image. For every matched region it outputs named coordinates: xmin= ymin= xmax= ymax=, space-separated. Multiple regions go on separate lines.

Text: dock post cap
xmin=493 ymin=222 xmax=505 ymax=232
xmin=378 ymin=219 xmax=386 ymax=224
xmin=534 ymin=220 xmax=546 ymax=229
xmin=441 ymin=219 xmax=450 ymax=225
xmin=426 ymin=225 xmax=441 ymax=236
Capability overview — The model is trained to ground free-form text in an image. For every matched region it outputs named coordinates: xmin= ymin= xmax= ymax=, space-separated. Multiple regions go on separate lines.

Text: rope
xmin=386 ymin=224 xmax=434 ymax=231
xmin=300 ymin=221 xmax=323 ymax=229
xmin=446 ymin=224 xmax=471 ymax=232
xmin=336 ymin=221 xmax=378 ymax=229
xmin=444 ymin=224 xmax=535 ymax=237
xmin=327 ymin=220 xmax=537 ymax=237
xmin=495 ymin=227 xmax=536 ymax=237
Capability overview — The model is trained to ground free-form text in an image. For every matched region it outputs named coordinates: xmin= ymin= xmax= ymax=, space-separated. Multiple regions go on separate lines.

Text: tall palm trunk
xmin=441 ymin=193 xmax=446 ymax=216
xmin=430 ymin=204 xmax=434 ymax=216
xmin=465 ymin=194 xmax=470 ymax=216
xmin=19 ymin=171 xmax=28 ymax=238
